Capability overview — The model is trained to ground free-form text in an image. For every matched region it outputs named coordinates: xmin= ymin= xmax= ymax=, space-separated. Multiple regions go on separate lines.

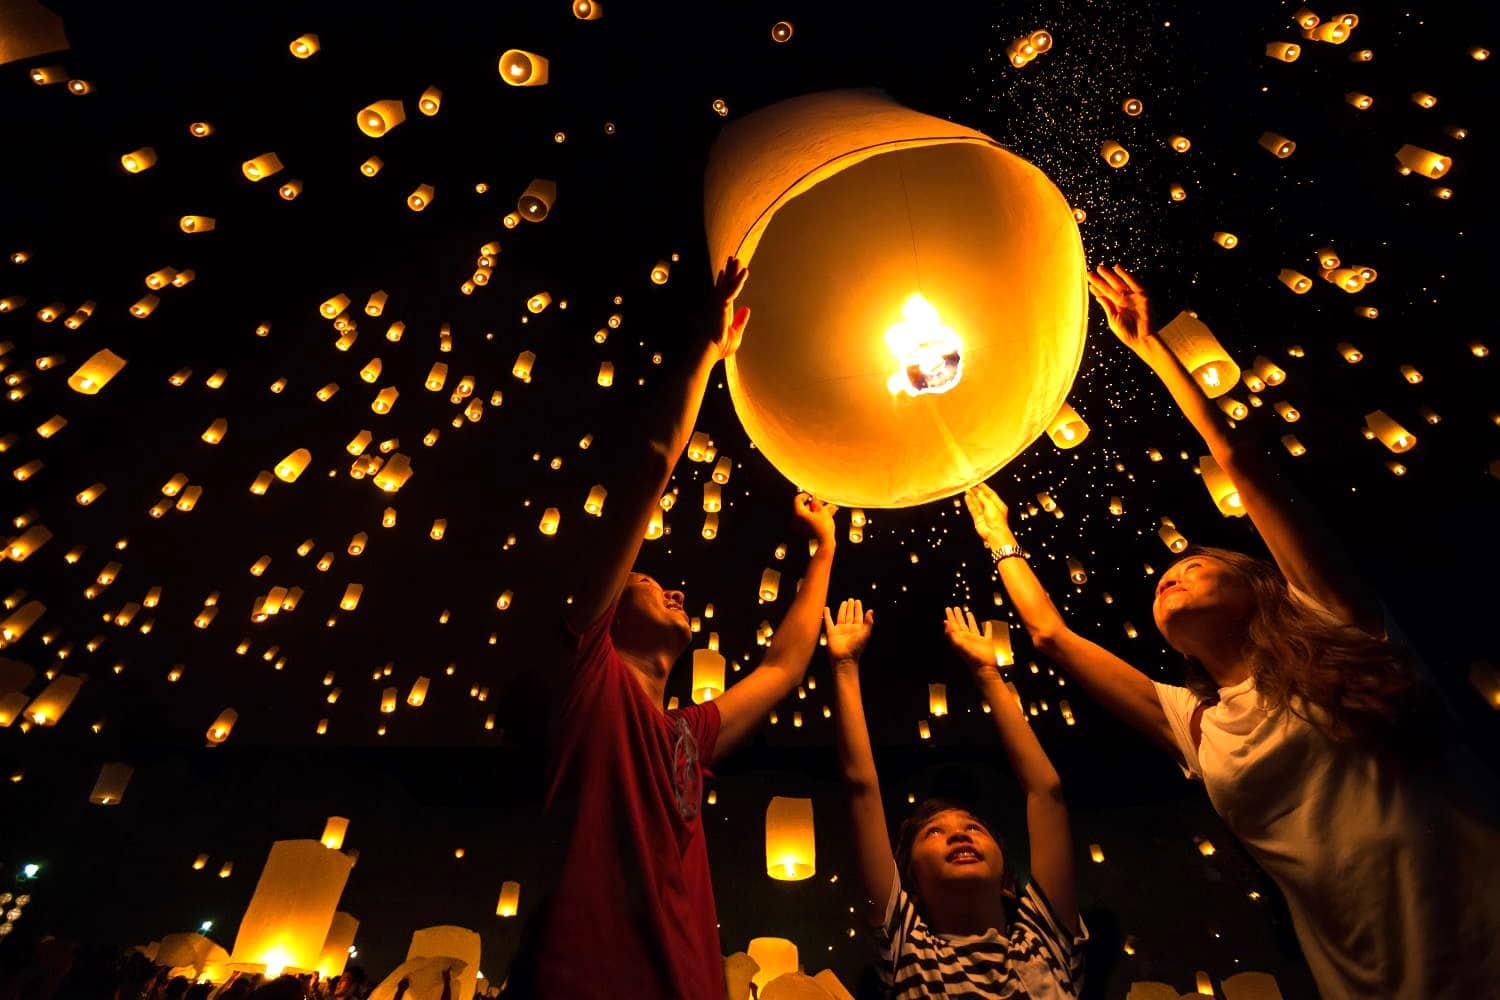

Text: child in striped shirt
xmin=824 ymin=600 xmax=1087 ymax=998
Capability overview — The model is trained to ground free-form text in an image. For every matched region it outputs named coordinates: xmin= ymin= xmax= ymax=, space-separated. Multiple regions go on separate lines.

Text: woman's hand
xmin=792 ymin=492 xmax=839 ymax=549
xmin=823 ymin=598 xmax=874 ymax=667
xmin=1086 ymin=264 xmax=1157 ymax=355
xmin=708 ymin=256 xmax=751 ymax=361
xmin=944 ymin=606 xmax=1004 ymax=680
xmin=963 ymin=483 xmax=1013 ymax=548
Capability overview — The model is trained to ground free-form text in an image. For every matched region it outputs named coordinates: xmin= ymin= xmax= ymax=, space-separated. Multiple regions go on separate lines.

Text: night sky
xmin=2 ymin=2 xmax=1498 ymax=997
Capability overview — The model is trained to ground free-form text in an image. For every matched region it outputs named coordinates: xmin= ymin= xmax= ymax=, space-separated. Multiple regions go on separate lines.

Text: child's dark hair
xmin=894 ymin=797 xmax=1017 ymax=917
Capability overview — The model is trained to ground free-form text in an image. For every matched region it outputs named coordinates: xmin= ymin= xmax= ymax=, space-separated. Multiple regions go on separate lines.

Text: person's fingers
xmin=826 ymin=503 xmax=839 ymax=517
xmin=823 ymin=607 xmax=835 ymax=634
xmin=1113 ymin=264 xmax=1144 ymax=293
xmin=730 ymin=267 xmax=750 ymax=299
xmin=843 ymin=599 xmax=855 ymax=625
xmin=965 ymin=608 xmax=980 ymax=633
xmin=865 ymin=609 xmax=876 ymax=625
xmin=1095 ymin=263 xmax=1126 ymax=293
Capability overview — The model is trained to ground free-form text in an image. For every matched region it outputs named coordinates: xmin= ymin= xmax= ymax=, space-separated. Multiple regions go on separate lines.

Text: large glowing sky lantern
xmin=705 ymin=89 xmax=1087 ymax=508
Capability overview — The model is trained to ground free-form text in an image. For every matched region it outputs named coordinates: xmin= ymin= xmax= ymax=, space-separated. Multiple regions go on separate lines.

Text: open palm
xmin=944 ymin=606 xmax=1002 ymax=674
xmin=823 ymin=598 xmax=874 ymax=663
xmin=1085 ymin=264 xmax=1153 ymax=352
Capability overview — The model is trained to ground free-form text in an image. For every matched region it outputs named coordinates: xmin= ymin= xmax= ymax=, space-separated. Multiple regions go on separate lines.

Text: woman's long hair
xmin=1174 ymin=546 xmax=1438 ymax=752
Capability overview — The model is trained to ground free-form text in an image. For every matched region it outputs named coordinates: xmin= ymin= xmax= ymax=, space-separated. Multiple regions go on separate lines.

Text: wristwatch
xmin=988 ymin=542 xmax=1028 ymax=564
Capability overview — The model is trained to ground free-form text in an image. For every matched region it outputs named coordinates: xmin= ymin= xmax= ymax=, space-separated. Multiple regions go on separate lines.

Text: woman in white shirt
xmin=958 ymin=264 xmax=1500 ymax=999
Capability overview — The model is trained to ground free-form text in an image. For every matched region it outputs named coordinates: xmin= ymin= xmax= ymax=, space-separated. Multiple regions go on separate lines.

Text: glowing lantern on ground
xmin=704 ymin=90 xmax=1085 ymax=507
xmin=1365 ymin=411 xmax=1416 ymax=452
xmin=748 ymin=938 xmax=799 ymax=992
xmin=518 ymin=179 xmax=557 ymax=221
xmin=206 ymin=709 xmax=237 ymax=744
xmin=1259 ymin=131 xmax=1295 ymax=157
xmin=496 ymin=881 xmax=521 ymax=916
xmin=229 ymin=840 xmax=355 ymax=975
xmin=765 ymin=796 xmax=815 ymax=880
xmin=499 ymin=50 xmax=549 ymax=86
xmin=1199 ymin=455 xmax=1245 ymax=517
xmin=1158 ymin=311 xmax=1239 ymax=397
xmin=356 ymin=100 xmax=405 ymax=137
xmin=68 ymin=349 xmax=127 ymax=394
xmin=1047 ymin=402 xmax=1089 ymax=449
xmin=89 ymin=762 xmax=133 ymax=805
xmin=693 ymin=649 xmax=726 ymax=703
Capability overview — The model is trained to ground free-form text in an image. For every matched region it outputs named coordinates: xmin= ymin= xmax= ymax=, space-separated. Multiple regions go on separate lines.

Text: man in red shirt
xmin=505 ymin=257 xmax=839 ymax=999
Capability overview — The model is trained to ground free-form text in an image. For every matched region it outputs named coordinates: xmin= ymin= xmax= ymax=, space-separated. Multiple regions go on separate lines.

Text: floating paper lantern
xmin=1337 ymin=342 xmax=1363 ymax=363
xmin=595 ymin=360 xmax=614 ymax=386
xmin=121 ymin=147 xmax=157 ymax=173
xmin=771 ymin=20 xmax=794 ymax=42
xmin=275 ymin=449 xmax=311 ymax=483
xmin=700 ymin=512 xmax=717 ymax=539
xmin=1168 ymin=134 xmax=1191 ymax=152
xmin=1365 ymin=410 xmax=1415 ymax=452
xmin=179 ymin=214 xmax=215 ymax=232
xmin=1399 ymin=364 xmax=1423 ymax=384
xmin=289 ymin=34 xmax=319 ymax=58
xmin=526 ymin=291 xmax=551 ymax=313
xmin=499 ymin=49 xmax=549 ymax=86
xmin=68 ymin=349 xmax=126 ymax=395
xmin=705 ymin=90 xmax=1085 ymax=507
xmin=584 ymin=485 xmax=607 ymax=515
xmin=1100 ymin=140 xmax=1129 ymax=167
xmin=1121 ymin=97 xmax=1143 ymax=115
xmin=712 ymin=456 xmax=733 ymax=483
xmin=1258 ymin=131 xmax=1295 ymax=158
xmin=380 ymin=687 xmax=398 ymax=714
xmin=927 ymin=683 xmax=948 ymax=717
xmin=228 ymin=840 xmax=355 ymax=975
xmin=518 ymin=179 xmax=556 ymax=221
xmin=340 ymin=584 xmax=362 ymax=611
xmin=1217 ymin=397 xmax=1248 ymax=420
xmin=201 ymin=418 xmax=228 ymax=444
xmin=21 ymin=673 xmax=79 ymax=723
xmin=572 ymin=0 xmax=602 ymax=19
xmin=1273 ymin=401 xmax=1300 ymax=422
xmin=765 ymin=796 xmax=815 ymax=880
xmin=748 ymin=938 xmax=798 ymax=992
xmin=360 ymin=156 xmax=383 ymax=177
xmin=1066 ymin=557 xmax=1088 ymax=584
xmin=1047 ymin=402 xmax=1089 ymax=449
xmin=1158 ymin=521 xmax=1188 ymax=552
xmin=539 ymin=507 xmax=560 ymax=535
xmin=1411 ymin=91 xmax=1437 ymax=109
xmin=693 ymin=649 xmax=725 ymax=703
xmin=1169 ymin=183 xmax=1186 ymax=201
xmin=418 ymin=85 xmax=442 ymax=115
xmin=407 ymin=184 xmax=434 ymax=211
xmin=1213 ymin=231 xmax=1239 ymax=249
xmin=1394 ymin=144 xmax=1450 ymax=178
xmin=1346 ymin=91 xmax=1373 ymax=110
xmin=1276 ymin=269 xmax=1312 ymax=293
xmin=1199 ymin=455 xmax=1245 ymax=517
xmin=278 ymin=179 xmax=302 ymax=200
xmin=242 ymin=153 xmax=284 ymax=182
xmin=372 ymin=387 xmax=398 ymax=413
xmin=702 ymin=482 xmax=722 ymax=512
xmin=496 ymin=881 xmax=521 ymax=917
xmin=89 ymin=762 xmax=133 ymax=805
xmin=1282 ymin=434 xmax=1306 ymax=456
xmin=206 ymin=709 xmax=237 ymax=744
xmin=1266 ymin=41 xmax=1300 ymax=62
xmin=1158 ymin=311 xmax=1239 ymax=397
xmin=759 ymin=568 xmax=781 ymax=602
xmin=650 ymin=259 xmax=671 ymax=284
xmin=316 ymin=913 xmax=359 ymax=980
xmin=1252 ymin=355 xmax=1286 ymax=385
xmin=356 ymin=100 xmax=405 ymax=137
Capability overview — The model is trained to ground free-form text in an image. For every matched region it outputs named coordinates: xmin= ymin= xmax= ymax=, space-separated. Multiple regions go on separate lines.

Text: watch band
xmin=988 ymin=543 xmax=1027 ymax=563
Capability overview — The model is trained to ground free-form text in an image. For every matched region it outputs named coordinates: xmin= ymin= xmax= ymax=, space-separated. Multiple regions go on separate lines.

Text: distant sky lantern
xmin=1066 ymin=557 xmax=1088 ymax=584
xmin=1470 ymin=46 xmax=1491 ymax=61
xmin=1217 ymin=397 xmax=1248 ymax=420
xmin=1199 ymin=455 xmax=1246 ymax=517
xmin=1326 ymin=267 xmax=1364 ymax=292
xmin=713 ymin=456 xmax=733 ymax=483
xmin=418 ymin=85 xmax=442 ymax=115
xmin=89 ymin=762 xmax=133 ymax=805
xmin=407 ymin=677 xmax=429 ymax=706
xmin=496 ymin=881 xmax=521 ymax=917
xmin=201 ymin=418 xmax=228 ymax=444
xmin=1351 ymin=48 xmax=1373 ymax=61
xmin=759 ymin=568 xmax=781 ymax=602
xmin=1274 ymin=401 xmax=1300 ymax=422
xmin=1282 ymin=433 xmax=1306 ymax=456
xmin=499 ymin=49 xmax=549 ymax=86
xmin=1399 ymin=364 xmax=1423 ymax=384
xmin=700 ymin=512 xmax=717 ymax=539
xmin=527 ymin=292 xmax=551 ymax=313
xmin=711 ymin=97 xmax=728 ymax=116
xmin=572 ymin=0 xmax=602 ymax=20
xmin=206 ymin=708 xmax=237 ymax=745
xmin=1293 ymin=6 xmax=1319 ymax=28
xmin=928 ymin=683 xmax=948 ymax=716
xmin=130 ymin=294 xmax=158 ymax=317
xmin=1046 ymin=401 xmax=1089 ymax=449
xmin=356 ymin=99 xmax=404 ymax=137
xmin=703 ymin=482 xmax=721 ymax=511
xmin=228 ymin=840 xmax=354 ymax=976
xmin=1266 ymin=41 xmax=1301 ymax=62
xmin=1158 ymin=311 xmax=1240 ymax=398
xmin=1213 ymin=231 xmax=1238 ymax=248
xmin=179 ymin=213 xmax=215 ymax=234
xmin=765 ymin=796 xmax=815 ymax=880
xmin=1306 ymin=20 xmax=1348 ymax=43
xmin=705 ymin=90 xmax=1086 ymax=507
xmin=68 ymin=349 xmax=126 ymax=394
xmin=278 ymin=179 xmax=303 ymax=200
xmin=360 ymin=156 xmax=383 ymax=177
xmin=513 ymin=350 xmax=535 ymax=381
xmin=340 ymin=584 xmax=362 ymax=611
xmin=585 ymin=485 xmax=606 ymax=515
xmin=1169 ymin=183 xmax=1186 ymax=201
xmin=539 ymin=507 xmax=560 ymax=535
xmin=189 ymin=121 xmax=213 ymax=137
xmin=1346 ymin=91 xmax=1373 ymax=110
xmin=275 ymin=448 xmax=311 ymax=483
xmin=651 ymin=260 xmax=671 ymax=284
xmin=242 ymin=152 xmax=284 ymax=182
xmin=1158 ymin=520 xmax=1188 ymax=552
xmin=1411 ymin=91 xmax=1437 ymax=109
xmin=1168 ymin=134 xmax=1191 ymax=152
xmin=1278 ymin=269 xmax=1312 ymax=293
xmin=289 ymin=34 xmax=319 ymax=58
xmin=1394 ymin=144 xmax=1450 ymax=178
xmin=771 ymin=20 xmax=794 ymax=42
xmin=1258 ymin=131 xmax=1295 ymax=157
xmin=1100 ymin=139 xmax=1129 ymax=167
xmin=1122 ymin=97 xmax=1143 ymax=115
xmin=692 ymin=649 xmax=725 ymax=703
xmin=1365 ymin=410 xmax=1416 ymax=452
xmin=120 ymin=147 xmax=156 ymax=173
xmin=518 ymin=178 xmax=557 ymax=220
xmin=407 ymin=184 xmax=434 ymax=211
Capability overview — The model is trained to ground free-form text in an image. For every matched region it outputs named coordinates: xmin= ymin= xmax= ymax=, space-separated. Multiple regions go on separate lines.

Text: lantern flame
xmin=885 ymin=294 xmax=963 ymax=397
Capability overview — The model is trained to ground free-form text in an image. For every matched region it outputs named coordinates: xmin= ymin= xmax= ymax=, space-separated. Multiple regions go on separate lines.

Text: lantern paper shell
xmin=321 ymin=817 xmax=349 ymax=850
xmin=1199 ymin=454 xmax=1246 ymax=517
xmin=357 ymin=100 xmax=405 ymax=137
xmin=496 ymin=880 xmax=521 ymax=916
xmin=316 ymin=913 xmax=359 ymax=979
xmin=242 ymin=153 xmax=284 ymax=182
xmin=1394 ymin=144 xmax=1450 ymax=178
xmin=1365 ymin=410 xmax=1416 ymax=452
xmin=928 ymin=683 xmax=948 ymax=716
xmin=1100 ymin=140 xmax=1129 ymax=167
xmin=518 ymin=179 xmax=557 ymax=221
xmin=23 ymin=673 xmax=82 ymax=725
xmin=68 ymin=349 xmax=127 ymax=394
xmin=705 ymin=90 xmax=1086 ymax=508
xmin=206 ymin=708 xmax=238 ymax=744
xmin=1159 ymin=311 xmax=1239 ymax=398
xmin=765 ymin=795 xmax=815 ymax=880
xmin=1259 ymin=131 xmax=1295 ymax=158
xmin=407 ymin=926 xmax=481 ymax=1000
xmin=748 ymin=938 xmax=799 ymax=992
xmin=228 ymin=839 xmax=355 ymax=975
xmin=1046 ymin=401 xmax=1089 ymax=449
xmin=1266 ymin=41 xmax=1301 ymax=61
xmin=499 ymin=49 xmax=549 ymax=86
xmin=89 ymin=762 xmax=133 ymax=805
xmin=692 ymin=649 xmax=725 ymax=703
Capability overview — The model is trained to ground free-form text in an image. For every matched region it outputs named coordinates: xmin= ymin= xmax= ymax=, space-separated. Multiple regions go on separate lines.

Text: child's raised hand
xmin=792 ymin=491 xmax=839 ymax=547
xmin=943 ymin=606 xmax=1003 ymax=678
xmin=823 ymin=598 xmax=874 ymax=666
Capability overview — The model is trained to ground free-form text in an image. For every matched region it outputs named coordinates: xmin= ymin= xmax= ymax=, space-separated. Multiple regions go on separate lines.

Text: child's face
xmin=909 ymin=809 xmax=1005 ymax=898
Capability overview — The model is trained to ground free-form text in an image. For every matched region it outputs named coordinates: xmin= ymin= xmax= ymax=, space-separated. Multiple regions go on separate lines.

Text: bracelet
xmin=988 ymin=542 xmax=1027 ymax=563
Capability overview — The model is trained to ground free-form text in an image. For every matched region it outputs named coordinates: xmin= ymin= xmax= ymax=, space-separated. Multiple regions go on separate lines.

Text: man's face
xmin=613 ymin=573 xmax=691 ymax=655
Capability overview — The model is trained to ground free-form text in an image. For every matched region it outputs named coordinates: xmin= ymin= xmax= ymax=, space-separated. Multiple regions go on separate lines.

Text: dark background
xmin=2 ymin=1 xmax=1497 ymax=997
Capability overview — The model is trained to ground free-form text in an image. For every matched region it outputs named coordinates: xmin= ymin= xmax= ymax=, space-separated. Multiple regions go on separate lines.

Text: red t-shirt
xmin=519 ymin=600 xmax=723 ymax=999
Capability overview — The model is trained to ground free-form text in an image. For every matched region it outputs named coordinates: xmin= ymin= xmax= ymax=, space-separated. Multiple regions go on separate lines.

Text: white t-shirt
xmin=1152 ymin=589 xmax=1500 ymax=999
xmin=874 ymin=860 xmax=1087 ymax=998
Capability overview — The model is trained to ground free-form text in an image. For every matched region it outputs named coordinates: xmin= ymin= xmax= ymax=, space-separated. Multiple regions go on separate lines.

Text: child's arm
xmin=710 ymin=494 xmax=836 ymax=762
xmin=944 ymin=607 xmax=1079 ymax=934
xmin=826 ymin=598 xmax=896 ymax=927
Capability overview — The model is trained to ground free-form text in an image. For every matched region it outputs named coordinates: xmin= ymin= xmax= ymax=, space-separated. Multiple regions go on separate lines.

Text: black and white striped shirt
xmin=874 ymin=866 xmax=1086 ymax=998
